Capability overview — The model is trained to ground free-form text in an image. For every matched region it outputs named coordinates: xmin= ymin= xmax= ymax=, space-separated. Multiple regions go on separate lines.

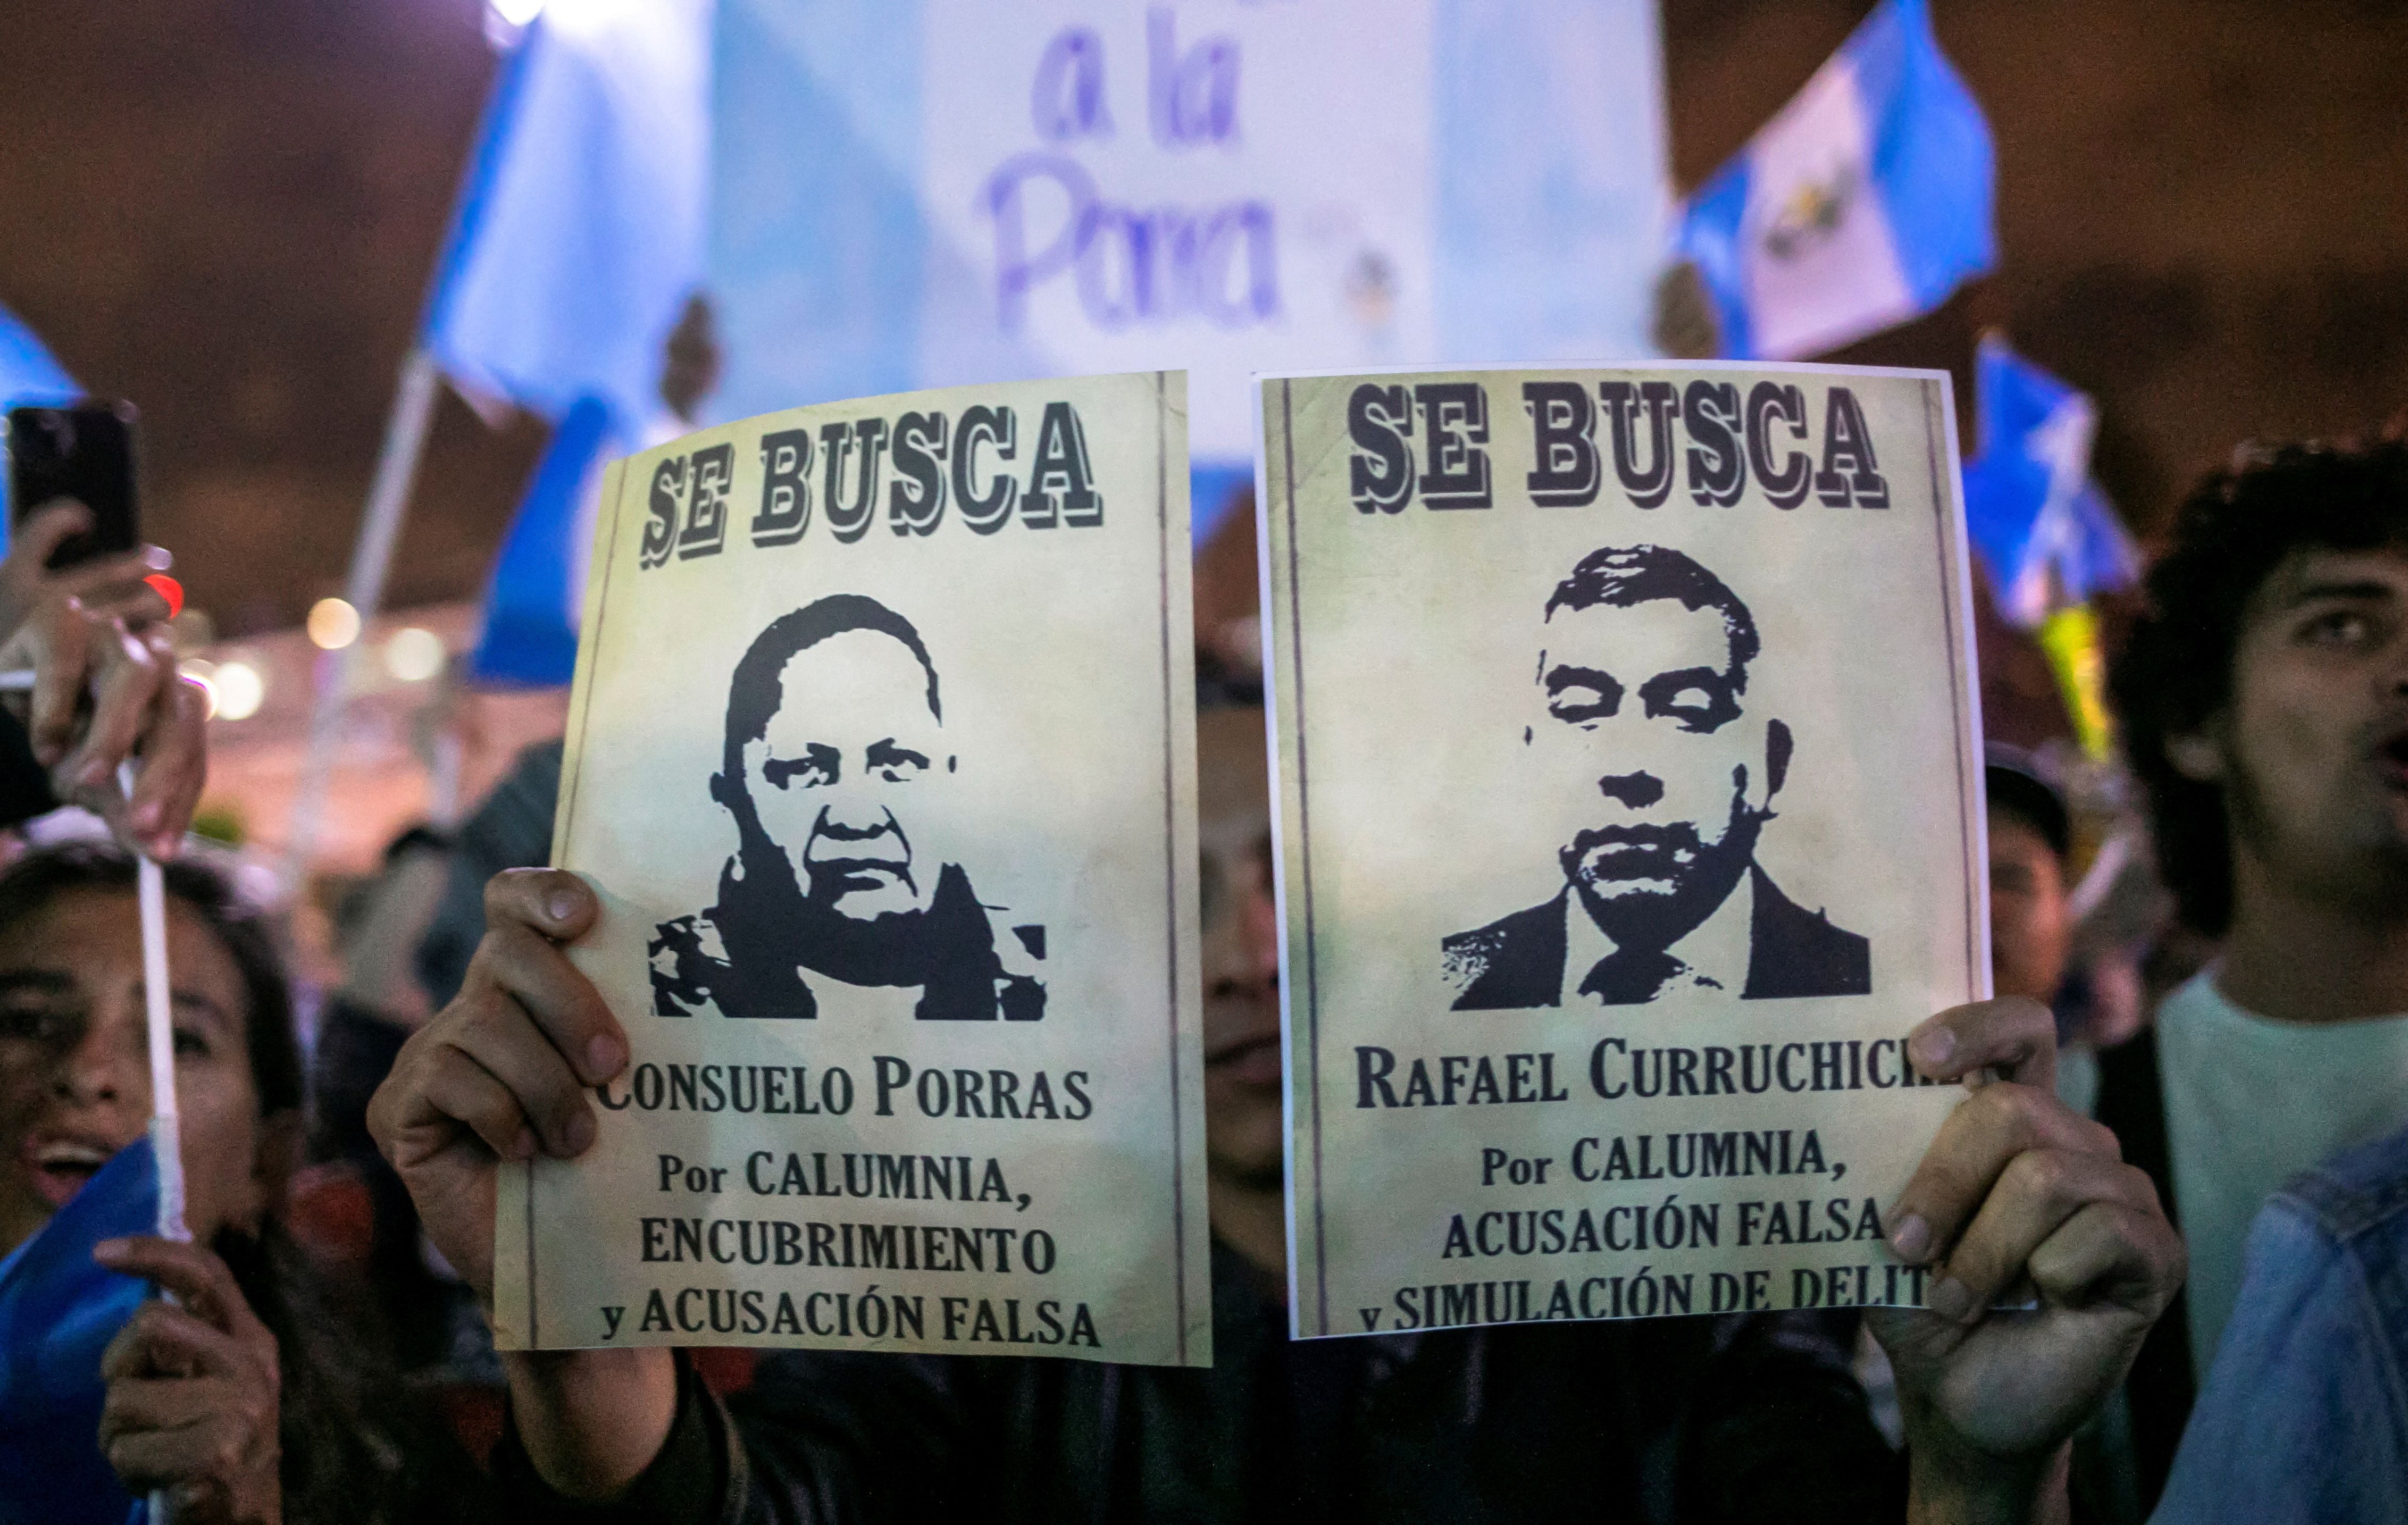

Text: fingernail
xmin=564 ymin=1110 xmax=597 ymax=1154
xmin=1911 ymin=1026 xmax=1956 ymax=1069
xmin=1889 ymin=1212 xmax=1931 ymax=1261
xmin=76 ymin=758 xmax=111 ymax=789
xmin=151 ymin=834 xmax=180 ymax=861
xmin=1927 ymin=1276 xmax=1977 ymax=1324
xmin=145 ymin=547 xmax=173 ymax=572
xmin=587 ymin=1034 xmax=624 ymax=1079
xmin=547 ymin=890 xmax=580 ymax=924
xmin=93 ymin=1238 xmax=129 ymax=1263
xmin=131 ymin=799 xmax=161 ymax=831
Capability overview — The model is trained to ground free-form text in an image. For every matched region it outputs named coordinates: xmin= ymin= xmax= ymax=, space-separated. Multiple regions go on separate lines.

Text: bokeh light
xmin=306 ymin=597 xmax=361 ymax=650
xmin=384 ymin=625 xmax=447 ymax=683
xmin=213 ymin=659 xmax=266 ymax=721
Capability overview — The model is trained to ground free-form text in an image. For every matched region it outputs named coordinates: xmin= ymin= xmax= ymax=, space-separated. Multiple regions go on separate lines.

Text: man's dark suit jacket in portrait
xmin=1442 ymin=867 xmax=1870 ymax=1010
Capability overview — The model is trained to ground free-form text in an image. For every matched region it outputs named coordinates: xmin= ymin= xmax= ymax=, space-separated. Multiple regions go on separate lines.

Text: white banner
xmin=712 ymin=0 xmax=1668 ymax=464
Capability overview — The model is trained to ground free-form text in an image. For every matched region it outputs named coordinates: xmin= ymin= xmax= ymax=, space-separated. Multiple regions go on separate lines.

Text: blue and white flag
xmin=0 ymin=1137 xmax=157 ymax=1525
xmin=1961 ymin=335 xmax=2139 ymax=626
xmin=470 ymin=395 xmax=621 ymax=686
xmin=0 ymin=303 xmax=81 ymax=552
xmin=424 ymin=0 xmax=710 ymax=434
xmin=0 ymin=304 xmax=76 ymax=410
xmin=1679 ymin=0 xmax=1993 ymax=361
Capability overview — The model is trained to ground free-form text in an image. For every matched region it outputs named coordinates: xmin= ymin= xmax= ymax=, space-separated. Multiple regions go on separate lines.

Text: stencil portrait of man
xmin=1442 ymin=544 xmax=1869 ymax=1009
xmin=650 ymin=594 xmax=1047 ymax=1022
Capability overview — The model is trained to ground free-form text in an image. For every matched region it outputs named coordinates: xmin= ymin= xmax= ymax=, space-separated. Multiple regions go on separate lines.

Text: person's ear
xmin=2164 ymin=727 xmax=2225 ymax=783
xmin=1765 ymin=719 xmax=1793 ymax=797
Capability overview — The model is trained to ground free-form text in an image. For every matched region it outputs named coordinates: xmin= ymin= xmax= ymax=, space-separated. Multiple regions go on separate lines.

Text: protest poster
xmin=1259 ymin=364 xmax=1984 ymax=1338
xmin=491 ymin=371 xmax=1213 ymax=1368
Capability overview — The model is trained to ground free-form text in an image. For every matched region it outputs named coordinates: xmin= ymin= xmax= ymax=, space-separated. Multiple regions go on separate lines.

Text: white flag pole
xmin=124 ymin=760 xmax=187 ymax=1525
xmin=278 ymin=347 xmax=442 ymax=893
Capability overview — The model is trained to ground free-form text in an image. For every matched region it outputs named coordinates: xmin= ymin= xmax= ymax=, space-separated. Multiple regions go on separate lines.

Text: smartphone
xmin=5 ymin=401 xmax=140 ymax=570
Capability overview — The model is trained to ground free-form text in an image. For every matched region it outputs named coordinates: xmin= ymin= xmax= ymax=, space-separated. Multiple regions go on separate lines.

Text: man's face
xmin=2202 ymin=546 xmax=2408 ymax=910
xmin=1988 ymin=809 xmax=2070 ymax=1006
xmin=1197 ymin=709 xmax=1281 ymax=1188
xmin=1531 ymin=598 xmax=1770 ymax=930
xmin=745 ymin=629 xmax=948 ymax=921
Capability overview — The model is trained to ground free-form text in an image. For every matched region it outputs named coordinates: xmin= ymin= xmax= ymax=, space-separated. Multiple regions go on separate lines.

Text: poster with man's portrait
xmin=492 ymin=372 xmax=1214 ymax=1368
xmin=1260 ymin=364 xmax=1985 ymax=1339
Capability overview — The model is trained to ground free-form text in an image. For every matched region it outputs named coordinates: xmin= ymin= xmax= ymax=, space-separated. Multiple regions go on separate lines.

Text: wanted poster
xmin=493 ymin=372 xmax=1213 ymax=1368
xmin=1260 ymin=365 xmax=1984 ymax=1338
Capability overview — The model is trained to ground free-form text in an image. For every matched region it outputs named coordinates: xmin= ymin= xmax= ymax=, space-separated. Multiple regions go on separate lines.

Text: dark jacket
xmin=2088 ymin=1030 xmax=2192 ymax=1514
xmin=649 ymin=861 xmax=1046 ymax=1023
xmin=1442 ymin=868 xmax=1872 ymax=1010
xmin=497 ymin=1244 xmax=1903 ymax=1525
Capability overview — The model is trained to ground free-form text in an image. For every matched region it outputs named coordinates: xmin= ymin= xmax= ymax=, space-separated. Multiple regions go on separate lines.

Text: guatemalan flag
xmin=0 ymin=1137 xmax=158 ymax=1525
xmin=426 ymin=0 xmax=711 ymax=685
xmin=0 ymin=303 xmax=81 ymax=556
xmin=1679 ymin=0 xmax=1994 ymax=361
xmin=1961 ymin=336 xmax=2139 ymax=626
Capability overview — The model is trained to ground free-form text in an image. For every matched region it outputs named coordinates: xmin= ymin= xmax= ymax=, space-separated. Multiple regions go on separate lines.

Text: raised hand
xmin=1869 ymin=998 xmax=2186 ymax=1523
xmin=365 ymin=868 xmax=624 ymax=1302
xmin=365 ymin=868 xmax=675 ymax=1500
xmin=0 ymin=500 xmax=204 ymax=859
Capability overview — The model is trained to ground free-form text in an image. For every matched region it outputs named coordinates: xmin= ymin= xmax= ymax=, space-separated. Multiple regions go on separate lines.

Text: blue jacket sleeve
xmin=2152 ymin=1197 xmax=2408 ymax=1525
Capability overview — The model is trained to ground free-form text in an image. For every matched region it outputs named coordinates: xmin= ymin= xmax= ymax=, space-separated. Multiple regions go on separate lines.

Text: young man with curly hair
xmin=2098 ymin=435 xmax=2408 ymax=1510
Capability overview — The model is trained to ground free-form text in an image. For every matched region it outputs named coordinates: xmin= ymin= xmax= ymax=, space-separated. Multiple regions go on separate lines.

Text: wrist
xmin=503 ymin=1346 xmax=680 ymax=1500
xmin=1905 ymin=1439 xmax=2070 ymax=1525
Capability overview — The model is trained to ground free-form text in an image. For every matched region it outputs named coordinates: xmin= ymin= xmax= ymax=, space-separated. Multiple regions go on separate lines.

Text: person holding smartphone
xmin=0 ymin=497 xmax=206 ymax=858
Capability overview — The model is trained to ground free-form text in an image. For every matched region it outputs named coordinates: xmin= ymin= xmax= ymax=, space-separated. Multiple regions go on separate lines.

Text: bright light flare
xmin=212 ymin=659 xmax=265 ymax=722
xmin=490 ymin=0 xmax=546 ymax=27
xmin=384 ymin=626 xmax=447 ymax=683
xmin=307 ymin=598 xmax=361 ymax=651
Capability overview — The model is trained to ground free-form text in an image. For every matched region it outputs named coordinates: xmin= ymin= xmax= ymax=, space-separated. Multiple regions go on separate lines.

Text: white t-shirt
xmin=2156 ymin=969 xmax=2408 ymax=1369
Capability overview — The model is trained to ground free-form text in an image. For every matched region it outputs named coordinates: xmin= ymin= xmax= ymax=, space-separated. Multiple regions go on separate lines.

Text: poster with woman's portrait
xmin=1259 ymin=364 xmax=1985 ymax=1338
xmin=494 ymin=372 xmax=1213 ymax=1368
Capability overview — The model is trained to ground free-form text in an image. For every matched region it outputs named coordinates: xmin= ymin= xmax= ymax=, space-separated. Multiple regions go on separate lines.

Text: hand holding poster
xmin=495 ymin=371 xmax=1212 ymax=1367
xmin=1259 ymin=364 xmax=1983 ymax=1337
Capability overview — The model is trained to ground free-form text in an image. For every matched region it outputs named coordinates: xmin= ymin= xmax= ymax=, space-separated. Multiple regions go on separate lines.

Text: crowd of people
xmin=1 ymin=424 xmax=2404 ymax=1523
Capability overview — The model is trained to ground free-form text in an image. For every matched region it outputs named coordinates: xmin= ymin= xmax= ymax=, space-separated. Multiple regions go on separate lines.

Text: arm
xmin=2150 ymin=1199 xmax=2405 ymax=1523
xmin=366 ymin=869 xmax=678 ymax=1500
xmin=1869 ymin=999 xmax=2188 ymax=1525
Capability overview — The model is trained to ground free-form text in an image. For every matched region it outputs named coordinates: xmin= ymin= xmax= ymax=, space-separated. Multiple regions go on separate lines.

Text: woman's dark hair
xmin=0 ymin=841 xmax=496 ymax=1524
xmin=2108 ymin=438 xmax=2408 ymax=935
xmin=0 ymin=840 xmax=300 ymax=1116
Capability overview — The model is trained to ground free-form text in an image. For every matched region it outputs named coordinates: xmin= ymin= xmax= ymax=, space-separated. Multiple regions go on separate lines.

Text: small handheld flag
xmin=0 ymin=1137 xmax=157 ymax=1525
